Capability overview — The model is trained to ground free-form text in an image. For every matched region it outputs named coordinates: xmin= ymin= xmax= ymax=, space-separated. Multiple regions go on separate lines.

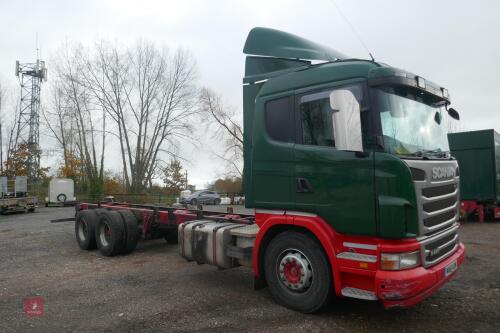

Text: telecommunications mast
xmin=14 ymin=57 xmax=47 ymax=184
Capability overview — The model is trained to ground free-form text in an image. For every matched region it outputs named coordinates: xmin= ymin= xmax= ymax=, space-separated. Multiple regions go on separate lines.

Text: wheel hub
xmin=78 ymin=221 xmax=87 ymax=240
xmin=278 ymin=251 xmax=313 ymax=291
xmin=99 ymin=223 xmax=111 ymax=247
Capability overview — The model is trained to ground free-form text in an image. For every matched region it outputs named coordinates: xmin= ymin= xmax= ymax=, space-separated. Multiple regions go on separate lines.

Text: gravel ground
xmin=0 ymin=206 xmax=499 ymax=332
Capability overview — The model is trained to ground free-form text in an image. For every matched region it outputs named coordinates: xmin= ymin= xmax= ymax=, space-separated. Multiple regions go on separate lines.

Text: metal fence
xmin=76 ymin=193 xmax=177 ymax=205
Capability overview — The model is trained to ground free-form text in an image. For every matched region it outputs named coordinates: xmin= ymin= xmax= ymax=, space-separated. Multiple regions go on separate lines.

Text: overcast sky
xmin=0 ymin=0 xmax=499 ymax=188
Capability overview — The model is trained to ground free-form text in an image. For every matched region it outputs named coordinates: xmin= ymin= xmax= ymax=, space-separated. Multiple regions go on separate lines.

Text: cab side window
xmin=299 ymin=85 xmax=365 ymax=151
xmin=300 ymin=95 xmax=335 ymax=147
xmin=264 ymin=96 xmax=293 ymax=142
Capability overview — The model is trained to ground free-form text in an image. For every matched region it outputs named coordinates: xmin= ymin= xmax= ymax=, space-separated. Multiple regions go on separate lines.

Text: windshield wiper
xmin=415 ymin=149 xmax=449 ymax=158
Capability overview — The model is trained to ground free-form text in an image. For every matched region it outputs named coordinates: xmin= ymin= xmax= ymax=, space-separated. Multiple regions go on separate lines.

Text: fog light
xmin=381 ymin=251 xmax=421 ymax=270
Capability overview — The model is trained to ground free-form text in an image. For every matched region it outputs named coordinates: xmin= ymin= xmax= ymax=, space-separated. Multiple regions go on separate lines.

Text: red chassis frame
xmin=461 ymin=200 xmax=500 ymax=222
xmin=77 ymin=202 xmax=254 ymax=238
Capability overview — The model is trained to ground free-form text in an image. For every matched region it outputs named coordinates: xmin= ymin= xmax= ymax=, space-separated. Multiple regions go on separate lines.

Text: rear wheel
xmin=264 ymin=231 xmax=332 ymax=313
xmin=117 ymin=210 xmax=139 ymax=254
xmin=95 ymin=210 xmax=125 ymax=256
xmin=75 ymin=210 xmax=98 ymax=250
xmin=190 ymin=198 xmax=197 ymax=206
xmin=214 ymin=198 xmax=221 ymax=205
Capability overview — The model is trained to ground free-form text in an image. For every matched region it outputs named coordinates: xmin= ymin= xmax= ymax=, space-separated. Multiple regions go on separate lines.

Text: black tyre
xmin=117 ymin=210 xmax=139 ymax=254
xmin=57 ymin=193 xmax=67 ymax=202
xmin=214 ymin=198 xmax=221 ymax=205
xmin=190 ymin=198 xmax=197 ymax=205
xmin=75 ymin=210 xmax=99 ymax=250
xmin=95 ymin=210 xmax=125 ymax=257
xmin=164 ymin=229 xmax=178 ymax=244
xmin=264 ymin=231 xmax=332 ymax=313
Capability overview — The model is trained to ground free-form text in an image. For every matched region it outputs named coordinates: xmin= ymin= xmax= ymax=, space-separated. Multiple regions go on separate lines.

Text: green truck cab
xmin=243 ymin=28 xmax=465 ymax=311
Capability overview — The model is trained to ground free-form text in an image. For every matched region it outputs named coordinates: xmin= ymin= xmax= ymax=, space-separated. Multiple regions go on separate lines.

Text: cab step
xmin=341 ymin=287 xmax=377 ymax=301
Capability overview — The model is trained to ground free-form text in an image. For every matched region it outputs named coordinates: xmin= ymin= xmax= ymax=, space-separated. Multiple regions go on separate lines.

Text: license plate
xmin=445 ymin=260 xmax=457 ymax=277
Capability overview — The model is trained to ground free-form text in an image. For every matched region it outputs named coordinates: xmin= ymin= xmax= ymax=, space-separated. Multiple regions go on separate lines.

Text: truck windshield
xmin=372 ymin=86 xmax=450 ymax=157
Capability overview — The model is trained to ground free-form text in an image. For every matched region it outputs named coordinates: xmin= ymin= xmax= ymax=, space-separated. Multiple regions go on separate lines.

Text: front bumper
xmin=376 ymin=243 xmax=465 ymax=309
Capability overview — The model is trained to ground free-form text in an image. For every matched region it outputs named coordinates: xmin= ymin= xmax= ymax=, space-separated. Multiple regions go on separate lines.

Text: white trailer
xmin=45 ymin=178 xmax=76 ymax=206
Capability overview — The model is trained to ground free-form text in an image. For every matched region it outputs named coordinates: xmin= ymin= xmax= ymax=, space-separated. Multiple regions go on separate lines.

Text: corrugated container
xmin=448 ymin=129 xmax=500 ymax=202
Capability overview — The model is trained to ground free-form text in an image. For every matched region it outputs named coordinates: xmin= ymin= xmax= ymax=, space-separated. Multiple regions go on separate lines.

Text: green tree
xmin=163 ymin=159 xmax=185 ymax=195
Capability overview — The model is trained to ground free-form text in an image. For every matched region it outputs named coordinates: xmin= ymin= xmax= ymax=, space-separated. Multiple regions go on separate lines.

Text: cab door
xmin=293 ymin=83 xmax=376 ymax=236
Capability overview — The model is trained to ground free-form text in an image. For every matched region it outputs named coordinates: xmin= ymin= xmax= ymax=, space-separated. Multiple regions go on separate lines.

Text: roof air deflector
xmin=243 ymin=27 xmax=348 ymax=61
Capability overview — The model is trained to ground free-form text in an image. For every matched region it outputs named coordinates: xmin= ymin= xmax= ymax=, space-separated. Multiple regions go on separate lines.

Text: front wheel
xmin=190 ymin=198 xmax=197 ymax=206
xmin=264 ymin=231 xmax=332 ymax=313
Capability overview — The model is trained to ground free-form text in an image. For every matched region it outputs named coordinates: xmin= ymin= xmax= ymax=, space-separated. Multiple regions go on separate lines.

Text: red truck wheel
xmin=95 ymin=211 xmax=125 ymax=257
xmin=264 ymin=231 xmax=332 ymax=313
xmin=75 ymin=210 xmax=98 ymax=250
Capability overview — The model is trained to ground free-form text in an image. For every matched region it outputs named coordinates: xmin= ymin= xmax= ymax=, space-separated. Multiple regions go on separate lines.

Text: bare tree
xmin=44 ymin=40 xmax=199 ymax=194
xmin=80 ymin=41 xmax=198 ymax=192
xmin=199 ymin=88 xmax=243 ymax=177
xmin=46 ymin=45 xmax=106 ymax=196
xmin=0 ymin=85 xmax=22 ymax=177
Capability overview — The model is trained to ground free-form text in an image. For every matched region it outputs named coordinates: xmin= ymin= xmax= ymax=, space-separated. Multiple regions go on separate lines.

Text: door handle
xmin=296 ymin=178 xmax=313 ymax=193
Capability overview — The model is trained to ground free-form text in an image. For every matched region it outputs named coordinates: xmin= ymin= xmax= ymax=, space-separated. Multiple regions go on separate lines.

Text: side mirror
xmin=448 ymin=107 xmax=460 ymax=120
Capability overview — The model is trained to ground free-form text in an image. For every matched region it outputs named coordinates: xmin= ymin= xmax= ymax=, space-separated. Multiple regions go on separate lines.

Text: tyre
xmin=117 ymin=210 xmax=139 ymax=254
xmin=57 ymin=193 xmax=67 ymax=202
xmin=190 ymin=198 xmax=197 ymax=206
xmin=95 ymin=210 xmax=125 ymax=256
xmin=264 ymin=231 xmax=332 ymax=313
xmin=214 ymin=198 xmax=221 ymax=205
xmin=164 ymin=229 xmax=178 ymax=244
xmin=75 ymin=210 xmax=99 ymax=250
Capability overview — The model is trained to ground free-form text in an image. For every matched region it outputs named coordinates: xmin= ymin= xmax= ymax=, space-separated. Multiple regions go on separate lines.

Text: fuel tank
xmin=179 ymin=220 xmax=246 ymax=269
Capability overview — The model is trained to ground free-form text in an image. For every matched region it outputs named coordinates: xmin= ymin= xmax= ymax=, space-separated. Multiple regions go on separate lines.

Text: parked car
xmin=180 ymin=190 xmax=221 ymax=205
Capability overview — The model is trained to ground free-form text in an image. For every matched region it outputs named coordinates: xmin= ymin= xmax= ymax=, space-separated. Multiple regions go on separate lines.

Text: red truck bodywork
xmin=77 ymin=202 xmax=465 ymax=309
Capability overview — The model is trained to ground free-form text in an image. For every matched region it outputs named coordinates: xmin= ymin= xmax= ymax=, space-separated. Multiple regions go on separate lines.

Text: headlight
xmin=380 ymin=251 xmax=421 ymax=270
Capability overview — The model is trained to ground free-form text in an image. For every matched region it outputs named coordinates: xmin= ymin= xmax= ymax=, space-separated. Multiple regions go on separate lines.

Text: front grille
xmin=421 ymin=226 xmax=459 ymax=266
xmin=424 ymin=210 xmax=456 ymax=228
xmin=423 ymin=197 xmax=457 ymax=213
xmin=422 ymin=184 xmax=456 ymax=198
xmin=418 ymin=176 xmax=458 ymax=236
xmin=404 ymin=160 xmax=460 ymax=267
